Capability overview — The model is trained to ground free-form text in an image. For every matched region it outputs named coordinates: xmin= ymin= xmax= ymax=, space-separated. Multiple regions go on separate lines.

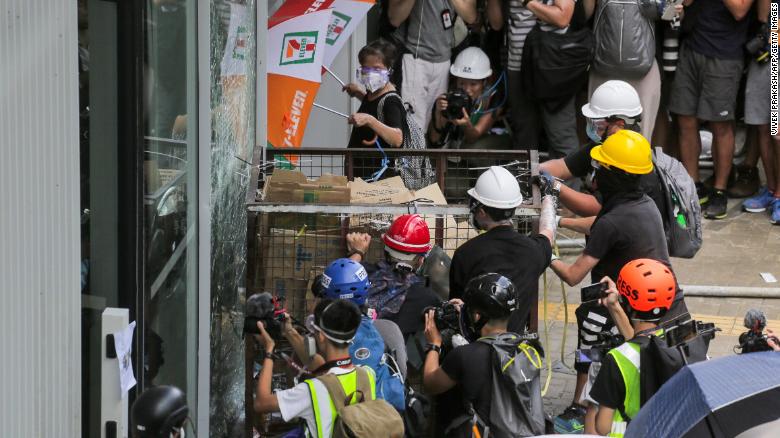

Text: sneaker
xmin=704 ymin=190 xmax=728 ymax=220
xmin=729 ymin=166 xmax=760 ymax=198
xmin=771 ymin=199 xmax=780 ymax=225
xmin=696 ymin=182 xmax=710 ymax=205
xmin=553 ymin=404 xmax=586 ymax=434
xmin=743 ymin=186 xmax=775 ymax=213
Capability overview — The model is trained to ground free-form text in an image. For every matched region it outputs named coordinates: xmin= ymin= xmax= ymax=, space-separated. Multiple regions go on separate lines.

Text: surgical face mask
xmin=356 ymin=67 xmax=390 ymax=93
xmin=586 ymin=118 xmax=609 ymax=143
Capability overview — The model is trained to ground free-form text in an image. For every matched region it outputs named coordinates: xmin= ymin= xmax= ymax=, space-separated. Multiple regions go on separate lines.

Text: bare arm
xmin=757 ymin=0 xmax=769 ymax=22
xmin=550 ymin=253 xmax=599 ymax=286
xmin=452 ymin=0 xmax=478 ymax=24
xmin=559 ymin=186 xmax=603 ymax=217
xmin=370 ymin=118 xmax=404 ymax=147
xmin=526 ymin=0 xmax=575 ymax=28
xmin=463 ymin=111 xmax=497 ymax=143
xmin=253 ymin=322 xmax=280 ymax=413
xmin=595 ymin=406 xmax=615 ymax=435
xmin=539 ymin=157 xmax=574 ymax=180
xmin=599 ymin=277 xmax=634 ymax=339
xmin=560 ymin=216 xmax=596 ymax=235
xmin=583 ymin=0 xmax=596 ymax=20
xmin=486 ymin=0 xmax=505 ymax=30
xmin=722 ymin=0 xmax=754 ymax=21
xmin=422 ymin=311 xmax=458 ymax=394
xmin=388 ymin=0 xmax=416 ymax=28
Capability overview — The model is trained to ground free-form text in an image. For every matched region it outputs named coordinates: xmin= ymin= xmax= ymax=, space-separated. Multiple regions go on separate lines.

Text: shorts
xmin=669 ymin=44 xmax=744 ymax=122
xmin=744 ymin=61 xmax=771 ymax=125
xmin=579 ymin=360 xmax=602 ymax=406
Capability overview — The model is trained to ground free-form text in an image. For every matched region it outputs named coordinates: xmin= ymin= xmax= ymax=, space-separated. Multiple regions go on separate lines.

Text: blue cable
xmin=366 ymin=138 xmax=390 ymax=182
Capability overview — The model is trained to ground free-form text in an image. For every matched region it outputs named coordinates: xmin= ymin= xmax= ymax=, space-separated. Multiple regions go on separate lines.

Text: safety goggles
xmin=591 ymin=159 xmax=611 ymax=170
xmin=355 ymin=66 xmax=390 ymax=77
xmin=587 ymin=117 xmax=610 ymax=132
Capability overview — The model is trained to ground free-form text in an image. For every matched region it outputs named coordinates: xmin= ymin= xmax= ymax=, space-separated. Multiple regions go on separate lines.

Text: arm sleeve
xmin=588 ymin=354 xmax=626 ymax=410
xmin=440 ymin=345 xmax=466 ymax=382
xmin=584 ymin=216 xmax=618 ymax=260
xmin=563 ymin=144 xmax=594 ymax=178
xmin=277 ymin=382 xmax=315 ymax=422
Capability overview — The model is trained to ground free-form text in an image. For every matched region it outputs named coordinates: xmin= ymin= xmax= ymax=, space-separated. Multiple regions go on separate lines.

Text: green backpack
xmin=318 ymin=367 xmax=404 ymax=438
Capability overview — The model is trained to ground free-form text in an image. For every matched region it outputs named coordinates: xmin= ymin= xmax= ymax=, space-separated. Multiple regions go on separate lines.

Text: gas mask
xmin=356 ymin=67 xmax=390 ymax=93
xmin=586 ymin=118 xmax=609 ymax=143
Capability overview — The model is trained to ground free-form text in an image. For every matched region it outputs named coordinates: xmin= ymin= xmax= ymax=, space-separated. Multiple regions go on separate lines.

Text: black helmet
xmin=463 ymin=273 xmax=518 ymax=319
xmin=131 ymin=386 xmax=189 ymax=438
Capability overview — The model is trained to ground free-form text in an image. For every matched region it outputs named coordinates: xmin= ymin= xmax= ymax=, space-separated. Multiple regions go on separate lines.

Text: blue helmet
xmin=322 ymin=258 xmax=371 ymax=306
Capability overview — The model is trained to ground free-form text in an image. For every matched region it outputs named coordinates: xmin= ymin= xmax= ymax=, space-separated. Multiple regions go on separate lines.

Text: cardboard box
xmin=264 ymin=169 xmax=350 ymax=203
xmin=263 ymin=228 xmax=345 ymax=280
xmin=350 ymin=176 xmax=414 ymax=204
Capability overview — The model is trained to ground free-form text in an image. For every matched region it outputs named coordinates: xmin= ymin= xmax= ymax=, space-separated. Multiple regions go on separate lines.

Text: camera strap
xmin=313 ymin=357 xmax=353 ymax=375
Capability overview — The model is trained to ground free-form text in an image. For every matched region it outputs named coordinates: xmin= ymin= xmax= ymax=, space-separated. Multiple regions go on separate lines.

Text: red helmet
xmin=616 ymin=259 xmax=676 ymax=320
xmin=382 ymin=214 xmax=432 ymax=255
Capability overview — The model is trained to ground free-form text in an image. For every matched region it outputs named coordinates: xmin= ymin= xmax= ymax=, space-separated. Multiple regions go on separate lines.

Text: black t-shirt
xmin=584 ymin=196 xmax=680 ymax=300
xmin=590 ymin=337 xmax=651 ymax=413
xmin=439 ymin=342 xmax=493 ymax=436
xmin=384 ymin=283 xmax=442 ymax=337
xmin=450 ymin=227 xmax=552 ymax=332
xmin=684 ymin=0 xmax=750 ymax=60
xmin=563 ymin=142 xmax=666 ymax=220
xmin=348 ymin=91 xmax=408 ymax=179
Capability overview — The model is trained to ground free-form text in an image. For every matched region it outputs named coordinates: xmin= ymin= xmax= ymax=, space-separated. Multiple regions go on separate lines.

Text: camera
xmin=445 ymin=89 xmax=472 ymax=120
xmin=578 ymin=331 xmax=625 ymax=363
xmin=745 ymin=25 xmax=769 ymax=63
xmin=735 ymin=309 xmax=778 ymax=354
xmin=665 ymin=319 xmax=719 ymax=348
xmin=244 ymin=292 xmax=287 ymax=339
xmin=423 ymin=301 xmax=461 ymax=331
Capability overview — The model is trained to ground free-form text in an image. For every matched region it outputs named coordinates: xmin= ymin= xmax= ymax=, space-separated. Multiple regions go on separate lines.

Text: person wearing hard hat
xmin=539 ymin=80 xmax=666 ymax=226
xmin=450 ymin=165 xmax=558 ymax=332
xmin=549 ymin=131 xmax=689 ymax=433
xmin=345 ymin=214 xmax=442 ymax=338
xmin=428 ymin=47 xmax=508 ymax=151
xmin=588 ymin=259 xmax=677 ymax=437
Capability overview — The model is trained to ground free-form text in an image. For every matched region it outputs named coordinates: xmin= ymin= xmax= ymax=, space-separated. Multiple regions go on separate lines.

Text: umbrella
xmin=322 ymin=0 xmax=375 ymax=69
xmin=626 ymin=351 xmax=780 ymax=437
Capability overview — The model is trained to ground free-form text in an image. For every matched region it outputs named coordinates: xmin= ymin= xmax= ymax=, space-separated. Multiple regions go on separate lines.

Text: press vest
xmin=304 ymin=367 xmax=377 ymax=438
xmin=607 ymin=342 xmax=641 ymax=437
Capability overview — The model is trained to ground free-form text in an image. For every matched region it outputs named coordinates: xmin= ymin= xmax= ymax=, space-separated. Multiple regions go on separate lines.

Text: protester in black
xmin=450 ymin=166 xmax=557 ymax=333
xmin=344 ymin=39 xmax=408 ymax=179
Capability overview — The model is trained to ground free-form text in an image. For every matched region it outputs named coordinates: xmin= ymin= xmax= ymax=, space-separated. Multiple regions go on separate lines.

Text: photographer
xmin=346 ymin=214 xmax=442 ymax=339
xmin=282 ymin=258 xmax=407 ymax=410
xmin=423 ymin=273 xmax=545 ymax=437
xmin=587 ymin=259 xmax=677 ymax=436
xmin=428 ymin=47 xmax=508 ymax=151
xmin=254 ymin=299 xmax=403 ymax=437
xmin=736 ymin=309 xmax=780 ymax=354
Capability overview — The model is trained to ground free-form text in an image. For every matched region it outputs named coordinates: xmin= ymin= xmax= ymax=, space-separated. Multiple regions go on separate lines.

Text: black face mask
xmin=594 ymin=167 xmax=640 ymax=201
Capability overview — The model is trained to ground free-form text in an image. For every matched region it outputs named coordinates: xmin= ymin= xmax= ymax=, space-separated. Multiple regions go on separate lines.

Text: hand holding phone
xmin=581 ymin=282 xmax=609 ymax=302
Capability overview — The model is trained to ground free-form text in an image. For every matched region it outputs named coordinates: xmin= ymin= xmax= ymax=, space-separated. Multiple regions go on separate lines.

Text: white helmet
xmin=581 ymin=80 xmax=642 ymax=119
xmin=450 ymin=47 xmax=492 ymax=80
xmin=467 ymin=166 xmax=523 ymax=209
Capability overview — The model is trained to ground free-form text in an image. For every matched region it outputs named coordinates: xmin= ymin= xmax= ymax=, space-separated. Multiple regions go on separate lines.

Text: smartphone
xmin=581 ymin=282 xmax=608 ymax=302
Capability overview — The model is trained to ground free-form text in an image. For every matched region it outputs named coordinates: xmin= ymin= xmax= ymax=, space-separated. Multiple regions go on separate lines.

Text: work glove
xmin=534 ymin=170 xmax=562 ymax=199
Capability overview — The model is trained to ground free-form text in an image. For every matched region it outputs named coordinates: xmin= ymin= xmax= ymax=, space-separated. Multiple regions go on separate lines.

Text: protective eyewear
xmin=591 ymin=159 xmax=611 ymax=170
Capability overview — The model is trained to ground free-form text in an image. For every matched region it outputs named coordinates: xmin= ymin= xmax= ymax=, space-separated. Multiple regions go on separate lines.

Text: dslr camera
xmin=423 ymin=301 xmax=461 ymax=331
xmin=244 ymin=292 xmax=287 ymax=339
xmin=445 ymin=89 xmax=472 ymax=120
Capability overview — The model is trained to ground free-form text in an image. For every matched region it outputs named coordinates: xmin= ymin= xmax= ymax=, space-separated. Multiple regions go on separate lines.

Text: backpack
xmin=593 ymin=0 xmax=657 ymax=78
xmin=653 ymin=148 xmax=703 ymax=258
xmin=475 ymin=333 xmax=546 ymax=437
xmin=377 ymin=92 xmax=436 ymax=190
xmin=520 ymin=0 xmax=594 ymax=102
xmin=318 ymin=367 xmax=405 ymax=438
xmin=349 ymin=317 xmax=406 ymax=411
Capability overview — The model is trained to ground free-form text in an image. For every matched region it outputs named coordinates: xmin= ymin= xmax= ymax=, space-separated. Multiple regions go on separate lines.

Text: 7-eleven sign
xmin=326 ymin=11 xmax=352 ymax=45
xmin=280 ymin=31 xmax=319 ymax=65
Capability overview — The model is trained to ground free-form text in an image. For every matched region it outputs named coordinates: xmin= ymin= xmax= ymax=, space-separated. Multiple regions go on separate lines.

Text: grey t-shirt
xmin=506 ymin=0 xmax=576 ymax=71
xmin=395 ymin=0 xmax=454 ymax=63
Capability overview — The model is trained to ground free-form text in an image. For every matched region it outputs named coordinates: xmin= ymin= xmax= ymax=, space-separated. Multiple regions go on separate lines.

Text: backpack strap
xmin=354 ymin=367 xmax=373 ymax=400
xmin=318 ymin=374 xmax=350 ymax=412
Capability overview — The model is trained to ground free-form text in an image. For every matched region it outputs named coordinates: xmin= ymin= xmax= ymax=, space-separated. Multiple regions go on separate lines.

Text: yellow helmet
xmin=590 ymin=130 xmax=653 ymax=175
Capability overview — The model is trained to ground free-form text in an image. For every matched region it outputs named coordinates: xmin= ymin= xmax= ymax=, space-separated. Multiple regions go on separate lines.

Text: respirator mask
xmin=468 ymin=197 xmax=484 ymax=231
xmin=356 ymin=67 xmax=390 ymax=93
xmin=586 ymin=118 xmax=609 ymax=143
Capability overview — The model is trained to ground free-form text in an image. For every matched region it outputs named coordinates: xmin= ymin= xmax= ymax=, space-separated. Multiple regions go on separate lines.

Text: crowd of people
xmin=346 ymin=0 xmax=777 ymax=223
xmin=125 ymin=0 xmax=779 ymax=437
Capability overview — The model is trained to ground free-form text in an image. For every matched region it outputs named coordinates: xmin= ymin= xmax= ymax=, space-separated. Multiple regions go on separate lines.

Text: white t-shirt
xmin=277 ymin=367 xmax=362 ymax=438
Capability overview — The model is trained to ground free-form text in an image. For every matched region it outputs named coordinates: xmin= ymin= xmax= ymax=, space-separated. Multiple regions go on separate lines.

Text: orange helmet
xmin=616 ymin=259 xmax=676 ymax=320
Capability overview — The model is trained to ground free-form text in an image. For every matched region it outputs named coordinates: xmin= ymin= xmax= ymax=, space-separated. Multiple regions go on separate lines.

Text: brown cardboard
xmin=350 ymin=176 xmax=415 ymax=204
xmin=263 ymin=228 xmax=345 ymax=280
xmin=264 ymin=169 xmax=350 ymax=203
